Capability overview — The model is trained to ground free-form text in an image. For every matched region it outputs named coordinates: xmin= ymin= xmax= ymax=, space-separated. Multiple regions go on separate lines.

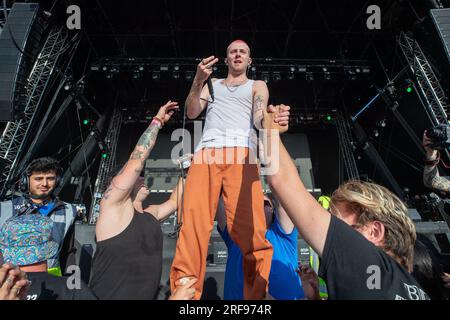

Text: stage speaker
xmin=430 ymin=8 xmax=450 ymax=64
xmin=73 ymin=223 xmax=96 ymax=284
xmin=0 ymin=3 xmax=45 ymax=121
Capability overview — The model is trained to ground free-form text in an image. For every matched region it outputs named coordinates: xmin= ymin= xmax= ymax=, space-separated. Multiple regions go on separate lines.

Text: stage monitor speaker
xmin=0 ymin=3 xmax=45 ymax=122
xmin=431 ymin=8 xmax=450 ymax=64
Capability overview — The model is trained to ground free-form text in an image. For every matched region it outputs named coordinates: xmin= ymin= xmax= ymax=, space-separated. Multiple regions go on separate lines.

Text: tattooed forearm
xmin=423 ymin=164 xmax=450 ymax=192
xmin=254 ymin=95 xmax=264 ymax=112
xmin=253 ymin=94 xmax=265 ymax=128
xmin=129 ymin=123 xmax=159 ymax=168
xmin=136 ymin=123 xmax=159 ymax=150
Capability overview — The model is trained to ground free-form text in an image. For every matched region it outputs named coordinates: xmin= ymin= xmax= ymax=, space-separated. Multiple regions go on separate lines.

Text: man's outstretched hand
xmin=155 ymin=100 xmax=179 ymax=125
xmin=262 ymin=104 xmax=290 ymax=133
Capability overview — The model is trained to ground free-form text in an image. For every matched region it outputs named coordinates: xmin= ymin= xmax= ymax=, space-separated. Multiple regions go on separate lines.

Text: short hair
xmin=26 ymin=157 xmax=60 ymax=176
xmin=330 ymin=180 xmax=416 ymax=271
xmin=226 ymin=39 xmax=251 ymax=56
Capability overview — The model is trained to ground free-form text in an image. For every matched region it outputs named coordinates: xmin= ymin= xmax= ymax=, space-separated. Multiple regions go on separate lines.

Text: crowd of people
xmin=1 ymin=40 xmax=450 ymax=300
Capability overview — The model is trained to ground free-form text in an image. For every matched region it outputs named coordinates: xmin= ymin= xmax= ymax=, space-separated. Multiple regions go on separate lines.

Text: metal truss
xmin=89 ymin=107 xmax=123 ymax=224
xmin=335 ymin=112 xmax=359 ymax=180
xmin=399 ymin=32 xmax=449 ymax=126
xmin=0 ymin=27 xmax=68 ymax=198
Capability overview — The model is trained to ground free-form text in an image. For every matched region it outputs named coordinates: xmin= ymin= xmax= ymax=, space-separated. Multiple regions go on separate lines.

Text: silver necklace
xmin=223 ymin=79 xmax=248 ymax=93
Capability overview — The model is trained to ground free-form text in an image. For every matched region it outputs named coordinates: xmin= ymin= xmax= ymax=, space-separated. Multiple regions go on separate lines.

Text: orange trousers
xmin=170 ymin=147 xmax=273 ymax=299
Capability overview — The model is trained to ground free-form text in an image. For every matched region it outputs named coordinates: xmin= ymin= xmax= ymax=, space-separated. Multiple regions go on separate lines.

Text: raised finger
xmin=204 ymin=58 xmax=219 ymax=69
xmin=201 ymin=56 xmax=216 ymax=65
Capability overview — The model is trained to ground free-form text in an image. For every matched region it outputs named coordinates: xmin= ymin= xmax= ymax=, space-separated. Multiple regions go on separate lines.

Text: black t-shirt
xmin=319 ymin=215 xmax=429 ymax=300
xmin=90 ymin=212 xmax=163 ymax=300
xmin=26 ymin=272 xmax=97 ymax=300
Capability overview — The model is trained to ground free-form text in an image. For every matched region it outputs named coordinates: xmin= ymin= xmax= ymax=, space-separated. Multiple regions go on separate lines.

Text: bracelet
xmin=152 ymin=117 xmax=163 ymax=128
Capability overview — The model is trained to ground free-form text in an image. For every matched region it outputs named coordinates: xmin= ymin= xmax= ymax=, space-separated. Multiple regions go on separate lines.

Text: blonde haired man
xmin=265 ymin=108 xmax=429 ymax=299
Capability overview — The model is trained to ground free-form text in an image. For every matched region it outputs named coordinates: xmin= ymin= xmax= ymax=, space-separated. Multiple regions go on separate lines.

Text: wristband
xmin=152 ymin=117 xmax=163 ymax=128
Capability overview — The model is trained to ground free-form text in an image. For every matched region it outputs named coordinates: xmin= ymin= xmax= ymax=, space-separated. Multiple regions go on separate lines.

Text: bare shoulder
xmin=211 ymin=78 xmax=219 ymax=83
xmin=253 ymin=80 xmax=268 ymax=94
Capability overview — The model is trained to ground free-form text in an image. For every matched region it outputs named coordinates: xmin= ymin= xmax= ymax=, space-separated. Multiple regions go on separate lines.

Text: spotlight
xmin=138 ymin=66 xmax=144 ymax=71
xmin=174 ymin=65 xmax=180 ymax=71
xmin=64 ymin=83 xmax=71 ymax=91
xmin=379 ymin=119 xmax=386 ymax=127
xmin=102 ymin=66 xmax=108 ymax=72
xmin=322 ymin=67 xmax=328 ymax=72
xmin=298 ymin=66 xmax=307 ymax=72
xmin=404 ymin=80 xmax=414 ymax=94
xmin=374 ymin=129 xmax=379 ymax=137
xmin=160 ymin=65 xmax=169 ymax=71
xmin=152 ymin=71 xmax=160 ymax=81
xmin=290 ymin=66 xmax=296 ymax=72
xmin=355 ymin=68 xmax=361 ymax=73
xmin=273 ymin=72 xmax=281 ymax=82
xmin=185 ymin=71 xmax=194 ymax=81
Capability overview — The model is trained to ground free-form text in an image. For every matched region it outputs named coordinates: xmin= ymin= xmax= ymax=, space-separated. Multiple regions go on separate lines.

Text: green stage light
xmin=406 ymin=86 xmax=413 ymax=93
xmin=83 ymin=119 xmax=89 ymax=125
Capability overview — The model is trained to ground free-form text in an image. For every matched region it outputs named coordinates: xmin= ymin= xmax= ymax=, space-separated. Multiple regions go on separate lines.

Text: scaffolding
xmin=89 ymin=107 xmax=123 ymax=224
xmin=398 ymin=32 xmax=449 ymax=126
xmin=335 ymin=112 xmax=359 ymax=180
xmin=0 ymin=27 xmax=68 ymax=198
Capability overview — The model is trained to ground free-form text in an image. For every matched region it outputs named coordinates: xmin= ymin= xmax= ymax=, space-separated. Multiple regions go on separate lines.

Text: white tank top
xmin=195 ymin=79 xmax=257 ymax=152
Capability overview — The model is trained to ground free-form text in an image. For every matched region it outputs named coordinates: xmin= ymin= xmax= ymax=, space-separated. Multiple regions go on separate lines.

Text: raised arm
xmin=264 ymin=107 xmax=330 ymax=256
xmin=186 ymin=56 xmax=218 ymax=119
xmin=101 ymin=101 xmax=179 ymax=208
xmin=275 ymin=202 xmax=295 ymax=234
xmin=423 ymin=131 xmax=450 ymax=194
xmin=144 ymin=177 xmax=184 ymax=221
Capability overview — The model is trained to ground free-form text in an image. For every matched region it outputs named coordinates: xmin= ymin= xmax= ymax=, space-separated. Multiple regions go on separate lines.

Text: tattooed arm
xmin=422 ymin=131 xmax=450 ymax=194
xmin=423 ymin=163 xmax=450 ymax=193
xmin=252 ymin=80 xmax=270 ymax=129
xmin=101 ymin=101 xmax=179 ymax=206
